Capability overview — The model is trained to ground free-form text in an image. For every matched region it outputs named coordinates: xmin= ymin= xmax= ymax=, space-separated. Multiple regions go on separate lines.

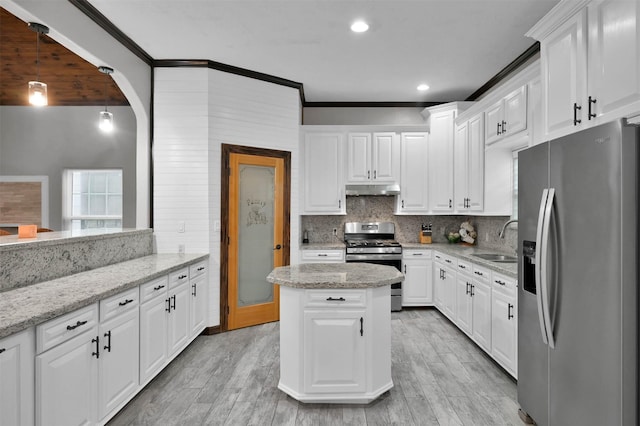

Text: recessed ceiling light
xmin=351 ymin=20 xmax=369 ymax=33
xmin=417 ymin=84 xmax=430 ymax=91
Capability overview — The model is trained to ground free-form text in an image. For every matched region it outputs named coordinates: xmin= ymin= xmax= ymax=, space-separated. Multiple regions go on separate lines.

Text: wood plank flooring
xmin=107 ymin=308 xmax=520 ymax=425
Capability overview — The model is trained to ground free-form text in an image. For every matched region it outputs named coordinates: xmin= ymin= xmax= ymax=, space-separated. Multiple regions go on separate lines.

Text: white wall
xmin=154 ymin=67 xmax=301 ymax=327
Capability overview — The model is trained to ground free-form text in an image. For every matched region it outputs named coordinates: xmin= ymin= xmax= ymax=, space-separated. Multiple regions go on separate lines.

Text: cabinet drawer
xmin=36 ymin=303 xmax=98 ymax=354
xmin=301 ymin=250 xmax=345 ymax=263
xmin=456 ymin=258 xmax=473 ymax=276
xmin=100 ymin=287 xmax=139 ymax=322
xmin=492 ymin=272 xmax=516 ymax=296
xmin=169 ymin=268 xmax=189 ymax=289
xmin=304 ymin=289 xmax=366 ymax=308
xmin=189 ymin=261 xmax=207 ymax=279
xmin=472 ymin=264 xmax=491 ymax=285
xmin=140 ymin=276 xmax=169 ymax=304
xmin=433 ymin=251 xmax=455 ymax=266
xmin=402 ymin=249 xmax=432 ymax=260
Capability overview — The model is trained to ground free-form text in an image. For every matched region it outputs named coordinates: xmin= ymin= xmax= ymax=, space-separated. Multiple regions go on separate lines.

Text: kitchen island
xmin=267 ymin=263 xmax=403 ymax=404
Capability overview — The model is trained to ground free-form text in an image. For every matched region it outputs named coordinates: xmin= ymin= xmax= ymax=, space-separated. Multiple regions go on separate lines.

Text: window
xmin=63 ymin=169 xmax=122 ymax=230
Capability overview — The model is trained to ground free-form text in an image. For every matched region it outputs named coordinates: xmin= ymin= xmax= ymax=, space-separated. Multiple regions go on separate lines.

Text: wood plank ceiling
xmin=0 ymin=7 xmax=129 ymax=106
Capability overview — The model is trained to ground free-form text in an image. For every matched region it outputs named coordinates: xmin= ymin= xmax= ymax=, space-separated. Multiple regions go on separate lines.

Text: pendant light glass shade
xmin=27 ymin=22 xmax=49 ymax=107
xmin=99 ymin=111 xmax=114 ymax=132
xmin=98 ymin=66 xmax=115 ymax=132
xmin=28 ymin=81 xmax=48 ymax=106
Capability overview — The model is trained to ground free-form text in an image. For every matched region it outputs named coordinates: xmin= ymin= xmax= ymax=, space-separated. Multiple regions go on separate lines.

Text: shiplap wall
xmin=154 ymin=67 xmax=301 ymax=327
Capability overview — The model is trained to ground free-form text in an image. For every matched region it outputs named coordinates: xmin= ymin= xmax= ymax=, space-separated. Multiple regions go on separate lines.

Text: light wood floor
xmin=107 ymin=308 xmax=520 ymax=425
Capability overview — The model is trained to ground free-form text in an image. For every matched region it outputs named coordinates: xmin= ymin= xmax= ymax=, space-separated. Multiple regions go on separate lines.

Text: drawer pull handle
xmin=153 ymin=284 xmax=166 ymax=291
xmin=0 ymin=348 xmax=5 ymax=354
xmin=326 ymin=297 xmax=346 ymax=301
xmin=413 ymin=253 xmax=423 ymax=256
xmin=474 ymin=271 xmax=483 ymax=276
xmin=318 ymin=254 xmax=328 ymax=257
xmin=197 ymin=266 xmax=205 ymax=271
xmin=495 ymin=279 xmax=506 ymax=286
xmin=459 ymin=264 xmax=466 ymax=269
xmin=178 ymin=274 xmax=187 ymax=280
xmin=445 ymin=259 xmax=452 ymax=264
xmin=67 ymin=320 xmax=88 ymax=331
xmin=118 ymin=299 xmax=134 ymax=306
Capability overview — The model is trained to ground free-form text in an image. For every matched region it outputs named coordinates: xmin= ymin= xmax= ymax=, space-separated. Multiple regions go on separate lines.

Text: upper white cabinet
xmin=454 ymin=114 xmax=484 ymax=212
xmin=346 ymin=132 xmax=399 ymax=184
xmin=396 ymin=132 xmax=429 ymax=214
xmin=485 ymin=86 xmax=528 ymax=145
xmin=301 ymin=133 xmax=345 ymax=215
xmin=528 ymin=0 xmax=640 ymax=139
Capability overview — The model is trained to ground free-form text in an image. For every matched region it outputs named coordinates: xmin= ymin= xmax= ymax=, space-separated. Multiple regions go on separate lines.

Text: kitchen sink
xmin=472 ymin=253 xmax=518 ymax=263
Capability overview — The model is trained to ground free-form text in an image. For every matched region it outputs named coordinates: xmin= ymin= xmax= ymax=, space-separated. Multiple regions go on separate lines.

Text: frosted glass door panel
xmin=237 ymin=164 xmax=275 ymax=307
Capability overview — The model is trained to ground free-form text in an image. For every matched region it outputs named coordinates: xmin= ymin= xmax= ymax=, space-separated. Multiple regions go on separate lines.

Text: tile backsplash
xmin=301 ymin=196 xmax=517 ymax=254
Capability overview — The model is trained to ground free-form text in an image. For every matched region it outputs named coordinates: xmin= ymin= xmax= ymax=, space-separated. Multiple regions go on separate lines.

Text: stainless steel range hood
xmin=345 ymin=184 xmax=401 ymax=196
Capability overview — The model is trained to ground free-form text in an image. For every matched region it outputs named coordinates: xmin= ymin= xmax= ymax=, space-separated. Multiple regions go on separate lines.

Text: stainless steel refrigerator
xmin=517 ymin=119 xmax=638 ymax=426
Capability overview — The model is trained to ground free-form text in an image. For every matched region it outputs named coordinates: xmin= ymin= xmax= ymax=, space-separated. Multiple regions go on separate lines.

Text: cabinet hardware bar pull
xmin=197 ymin=266 xmax=205 ymax=271
xmin=497 ymin=122 xmax=501 ymax=135
xmin=459 ymin=264 xmax=465 ymax=269
xmin=445 ymin=259 xmax=451 ymax=264
xmin=466 ymin=283 xmax=470 ymax=295
xmin=508 ymin=303 xmax=514 ymax=320
xmin=495 ymin=279 xmax=506 ymax=285
xmin=326 ymin=297 xmax=346 ymax=301
xmin=502 ymin=120 xmax=507 ymax=133
xmin=404 ymin=265 xmax=407 ymax=274
xmin=588 ymin=96 xmax=597 ymax=119
xmin=118 ymin=299 xmax=134 ymax=306
xmin=92 ymin=336 xmax=100 ymax=359
xmin=402 ymin=199 xmax=405 ymax=208
xmin=360 ymin=317 xmax=364 ymax=337
xmin=573 ymin=103 xmax=582 ymax=125
xmin=374 ymin=170 xmax=377 ymax=179
xmin=0 ymin=348 xmax=5 ymax=354
xmin=178 ymin=275 xmax=187 ymax=280
xmin=318 ymin=253 xmax=328 ymax=256
xmin=367 ymin=170 xmax=370 ymax=179
xmin=166 ymin=298 xmax=171 ymax=313
xmin=413 ymin=253 xmax=423 ymax=256
xmin=192 ymin=283 xmax=197 ymax=297
xmin=104 ymin=330 xmax=112 ymax=352
xmin=449 ymin=199 xmax=452 ymax=209
xmin=153 ymin=284 xmax=165 ymax=291
xmin=171 ymin=295 xmax=176 ymax=310
xmin=66 ymin=320 xmax=88 ymax=331
xmin=338 ymin=199 xmax=341 ymax=209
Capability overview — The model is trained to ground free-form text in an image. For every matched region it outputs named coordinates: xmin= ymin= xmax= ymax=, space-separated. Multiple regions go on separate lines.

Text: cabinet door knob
xmin=273 ymin=244 xmax=282 ymax=250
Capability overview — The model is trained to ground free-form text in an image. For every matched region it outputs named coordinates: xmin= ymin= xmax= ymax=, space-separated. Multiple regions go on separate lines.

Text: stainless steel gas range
xmin=344 ymin=222 xmax=403 ymax=311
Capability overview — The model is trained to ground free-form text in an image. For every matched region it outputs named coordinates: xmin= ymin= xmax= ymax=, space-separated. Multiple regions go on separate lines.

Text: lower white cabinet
xmin=189 ymin=261 xmax=208 ymax=336
xmin=471 ymin=265 xmax=492 ymax=353
xmin=303 ymin=309 xmax=366 ymax=394
xmin=0 ymin=328 xmax=35 ymax=426
xmin=455 ymin=271 xmax=473 ymax=336
xmin=401 ymin=249 xmax=433 ymax=306
xmin=434 ymin=252 xmax=457 ymax=320
xmin=300 ymin=249 xmax=345 ymax=263
xmin=167 ymin=280 xmax=191 ymax=358
xmin=491 ymin=272 xmax=517 ymax=376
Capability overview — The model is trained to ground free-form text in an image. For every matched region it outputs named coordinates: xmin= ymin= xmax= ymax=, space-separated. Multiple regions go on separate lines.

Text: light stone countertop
xmin=0 ymin=253 xmax=208 ymax=339
xmin=267 ymin=263 xmax=404 ymax=289
xmin=0 ymin=228 xmax=151 ymax=251
xmin=300 ymin=242 xmax=345 ymax=250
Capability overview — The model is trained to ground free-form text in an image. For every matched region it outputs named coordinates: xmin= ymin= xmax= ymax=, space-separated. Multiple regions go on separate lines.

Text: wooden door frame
xmin=219 ymin=144 xmax=291 ymax=332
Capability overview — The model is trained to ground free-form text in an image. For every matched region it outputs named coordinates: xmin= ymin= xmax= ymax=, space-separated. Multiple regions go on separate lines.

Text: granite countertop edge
xmin=0 ymin=253 xmax=209 ymax=339
xmin=267 ymin=263 xmax=404 ymax=289
xmin=0 ymin=228 xmax=153 ymax=252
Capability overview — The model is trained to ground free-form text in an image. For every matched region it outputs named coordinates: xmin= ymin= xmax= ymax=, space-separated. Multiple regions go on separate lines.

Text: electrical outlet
xmin=333 ymin=228 xmax=338 ymax=236
xmin=178 ymin=221 xmax=185 ymax=233
xmin=178 ymin=244 xmax=185 ymax=254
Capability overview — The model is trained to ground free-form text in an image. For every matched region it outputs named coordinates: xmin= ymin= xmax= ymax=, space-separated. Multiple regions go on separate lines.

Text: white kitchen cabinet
xmin=346 ymin=132 xmax=399 ymax=184
xmin=428 ymin=109 xmax=456 ymax=212
xmin=454 ymin=114 xmax=484 ymax=212
xmin=396 ymin=132 xmax=429 ymax=214
xmin=471 ymin=265 xmax=492 ymax=352
xmin=528 ymin=0 xmax=640 ymax=139
xmin=485 ymin=86 xmax=528 ymax=145
xmin=491 ymin=272 xmax=518 ymax=377
xmin=401 ymin=249 xmax=433 ymax=306
xmin=139 ymin=277 xmax=169 ymax=384
xmin=167 ymin=280 xmax=191 ymax=358
xmin=189 ymin=261 xmax=208 ymax=337
xmin=303 ymin=309 xmax=366 ymax=394
xmin=279 ymin=285 xmax=391 ymax=403
xmin=434 ymin=252 xmax=457 ymax=320
xmin=455 ymin=273 xmax=473 ymax=335
xmin=0 ymin=328 xmax=34 ymax=426
xmin=300 ymin=249 xmax=345 ymax=263
xmin=301 ymin=132 xmax=345 ymax=214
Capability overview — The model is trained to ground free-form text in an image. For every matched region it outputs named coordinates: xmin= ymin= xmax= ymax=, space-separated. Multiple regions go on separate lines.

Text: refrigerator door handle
xmin=535 ymin=189 xmax=550 ymax=345
xmin=540 ymin=188 xmax=556 ymax=349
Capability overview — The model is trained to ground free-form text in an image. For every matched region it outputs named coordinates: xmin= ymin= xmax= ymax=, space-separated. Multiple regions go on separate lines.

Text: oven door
xmin=345 ymin=255 xmax=402 ymax=311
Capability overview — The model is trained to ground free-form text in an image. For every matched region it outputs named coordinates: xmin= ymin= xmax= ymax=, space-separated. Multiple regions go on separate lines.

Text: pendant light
xmin=27 ymin=22 xmax=49 ymax=106
xmin=98 ymin=66 xmax=114 ymax=132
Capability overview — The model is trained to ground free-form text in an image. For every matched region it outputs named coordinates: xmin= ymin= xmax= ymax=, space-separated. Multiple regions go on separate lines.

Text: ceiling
xmin=86 ymin=0 xmax=559 ymax=104
xmin=0 ymin=8 xmax=128 ymax=106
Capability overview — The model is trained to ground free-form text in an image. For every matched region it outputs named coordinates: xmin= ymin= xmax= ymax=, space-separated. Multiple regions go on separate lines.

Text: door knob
xmin=274 ymin=244 xmax=282 ymax=250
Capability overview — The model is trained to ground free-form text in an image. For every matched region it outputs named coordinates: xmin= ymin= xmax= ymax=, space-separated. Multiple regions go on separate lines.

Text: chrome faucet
xmin=499 ymin=219 xmax=518 ymax=239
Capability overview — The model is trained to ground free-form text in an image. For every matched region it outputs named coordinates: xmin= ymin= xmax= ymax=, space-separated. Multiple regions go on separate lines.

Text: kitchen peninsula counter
xmin=0 ymin=253 xmax=208 ymax=339
xmin=269 ymin=262 xmax=401 ymax=404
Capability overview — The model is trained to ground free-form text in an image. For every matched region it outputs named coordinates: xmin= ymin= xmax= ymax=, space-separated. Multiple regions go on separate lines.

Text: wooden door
xmin=222 ymin=145 xmax=290 ymax=331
